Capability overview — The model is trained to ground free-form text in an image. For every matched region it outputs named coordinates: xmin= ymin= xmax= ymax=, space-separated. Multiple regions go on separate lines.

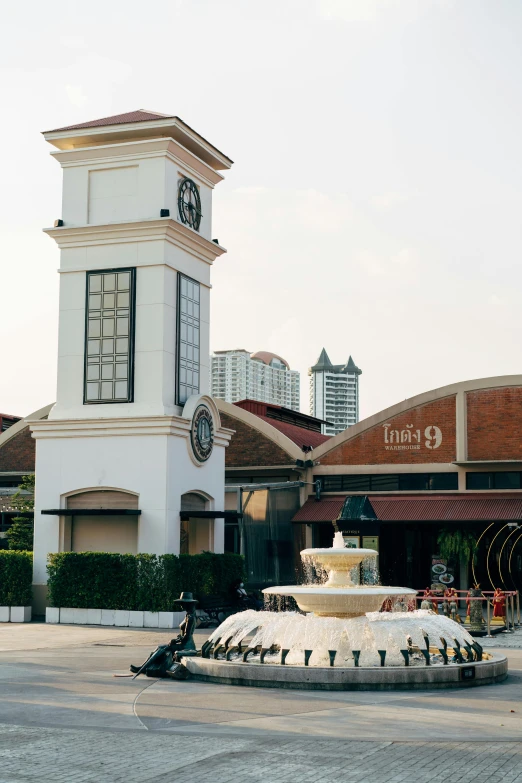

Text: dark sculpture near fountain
xmin=130 ymin=592 xmax=198 ymax=679
xmin=468 ymin=586 xmax=484 ymax=633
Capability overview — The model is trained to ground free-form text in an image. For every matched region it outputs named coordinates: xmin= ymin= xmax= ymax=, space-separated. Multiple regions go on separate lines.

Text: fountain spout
xmin=332 ymin=531 xmax=346 ymax=549
xmin=264 ymin=539 xmax=416 ymax=618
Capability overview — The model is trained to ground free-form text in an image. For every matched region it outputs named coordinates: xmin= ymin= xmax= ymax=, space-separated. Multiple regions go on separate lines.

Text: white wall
xmin=51 ymin=254 xmax=211 ymax=420
xmin=59 ymin=140 xmax=214 ymax=238
xmin=33 ymin=420 xmax=227 ymax=588
xmin=35 ymin=126 xmax=230 ymax=612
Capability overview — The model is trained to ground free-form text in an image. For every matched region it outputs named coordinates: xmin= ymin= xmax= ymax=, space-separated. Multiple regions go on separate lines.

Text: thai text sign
xmin=383 ymin=423 xmax=442 ymax=451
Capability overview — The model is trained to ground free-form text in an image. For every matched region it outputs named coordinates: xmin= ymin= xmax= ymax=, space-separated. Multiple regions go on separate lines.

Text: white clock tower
xmin=30 ymin=110 xmax=234 ymax=611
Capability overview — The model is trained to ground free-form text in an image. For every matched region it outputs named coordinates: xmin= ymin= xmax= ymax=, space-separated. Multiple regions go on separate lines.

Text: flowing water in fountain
xmin=205 ymin=531 xmax=478 ymax=668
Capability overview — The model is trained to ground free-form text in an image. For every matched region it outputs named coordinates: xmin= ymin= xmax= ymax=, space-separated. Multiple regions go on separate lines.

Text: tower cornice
xmin=43 ymin=113 xmax=233 ymax=171
xmin=50 ymin=137 xmax=224 ymax=188
xmin=44 ymin=218 xmax=227 ymax=266
xmin=29 ymin=414 xmax=234 ymax=449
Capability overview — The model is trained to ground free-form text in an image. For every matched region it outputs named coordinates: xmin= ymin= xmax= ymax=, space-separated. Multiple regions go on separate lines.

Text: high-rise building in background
xmin=211 ymin=350 xmax=300 ymax=410
xmin=309 ymin=349 xmax=362 ymax=435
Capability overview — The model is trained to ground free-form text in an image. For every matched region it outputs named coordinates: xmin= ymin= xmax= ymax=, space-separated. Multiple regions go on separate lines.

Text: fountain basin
xmin=193 ymin=533 xmax=509 ymax=691
xmin=263 ymin=585 xmax=417 ymax=617
xmin=185 ymin=653 xmax=507 ymax=691
xmin=301 ymin=546 xmax=378 ymax=587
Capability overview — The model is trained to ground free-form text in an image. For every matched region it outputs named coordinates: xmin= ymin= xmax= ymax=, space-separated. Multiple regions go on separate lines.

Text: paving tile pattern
xmin=0 ymin=724 xmax=521 ymax=783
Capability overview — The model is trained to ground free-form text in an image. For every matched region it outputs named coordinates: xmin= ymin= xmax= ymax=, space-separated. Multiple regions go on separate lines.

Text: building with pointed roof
xmin=309 ymin=349 xmax=362 ymax=435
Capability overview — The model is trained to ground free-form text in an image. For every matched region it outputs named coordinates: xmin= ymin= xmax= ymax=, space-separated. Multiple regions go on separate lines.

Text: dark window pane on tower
xmin=84 ymin=268 xmax=135 ymax=404
xmin=177 ymin=273 xmax=200 ymax=405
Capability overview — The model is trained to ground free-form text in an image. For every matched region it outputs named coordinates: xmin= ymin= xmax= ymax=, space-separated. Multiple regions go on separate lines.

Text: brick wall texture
xmin=320 ymin=396 xmax=457 ymax=465
xmin=0 ymin=428 xmax=35 ymax=472
xmin=2 ymin=388 xmax=520 ymax=473
xmin=467 ymin=387 xmax=522 ymax=461
xmin=221 ymin=412 xmax=294 ymax=468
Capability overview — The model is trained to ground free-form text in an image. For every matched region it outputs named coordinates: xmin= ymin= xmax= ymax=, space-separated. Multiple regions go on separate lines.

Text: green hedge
xmin=47 ymin=552 xmax=245 ymax=611
xmin=0 ymin=551 xmax=33 ymax=605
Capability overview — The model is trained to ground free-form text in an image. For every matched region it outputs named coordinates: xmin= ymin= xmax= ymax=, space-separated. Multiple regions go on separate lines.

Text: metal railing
xmin=414 ymin=590 xmax=520 ymax=638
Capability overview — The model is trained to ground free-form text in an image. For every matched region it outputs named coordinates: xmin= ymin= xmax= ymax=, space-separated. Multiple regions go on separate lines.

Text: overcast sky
xmin=1 ymin=0 xmax=521 ymax=421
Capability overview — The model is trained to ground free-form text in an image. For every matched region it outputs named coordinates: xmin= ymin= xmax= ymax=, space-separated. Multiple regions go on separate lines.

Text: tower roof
xmin=344 ymin=355 xmax=362 ymax=375
xmin=250 ymin=351 xmax=290 ymax=369
xmin=310 ymin=349 xmax=362 ymax=375
xmin=310 ymin=348 xmax=332 ymax=371
xmin=43 ymin=110 xmax=232 ymax=170
xmin=45 ymin=109 xmax=175 ymax=132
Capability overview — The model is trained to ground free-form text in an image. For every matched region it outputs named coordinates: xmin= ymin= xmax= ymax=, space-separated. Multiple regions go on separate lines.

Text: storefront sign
xmin=383 ymin=423 xmax=442 ymax=451
xmin=431 ymin=555 xmax=455 ymax=592
xmin=362 ymin=536 xmax=379 ymax=552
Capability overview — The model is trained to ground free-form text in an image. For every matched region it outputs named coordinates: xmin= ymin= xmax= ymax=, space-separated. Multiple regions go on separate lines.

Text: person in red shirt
xmin=493 ymin=587 xmax=506 ymax=619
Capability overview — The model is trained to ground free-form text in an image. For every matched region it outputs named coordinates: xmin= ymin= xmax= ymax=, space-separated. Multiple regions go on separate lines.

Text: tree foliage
xmin=7 ymin=474 xmax=35 ymax=551
xmin=437 ymin=528 xmax=477 ymax=563
xmin=6 ymin=517 xmax=34 ymax=551
xmin=11 ymin=474 xmax=35 ymax=513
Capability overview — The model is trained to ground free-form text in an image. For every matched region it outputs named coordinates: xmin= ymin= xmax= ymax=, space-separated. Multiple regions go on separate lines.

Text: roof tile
xmin=292 ymin=496 xmax=345 ymax=523
xmin=369 ymin=494 xmax=522 ymax=522
xmin=293 ymin=493 xmax=522 ymax=523
xmin=46 ymin=110 xmax=174 ymax=133
xmin=256 ymin=416 xmax=330 ymax=449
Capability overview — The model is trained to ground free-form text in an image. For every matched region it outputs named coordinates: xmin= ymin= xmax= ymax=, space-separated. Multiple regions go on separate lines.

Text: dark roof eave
xmin=44 ymin=111 xmax=233 ymax=165
xmin=41 ymin=509 xmax=141 ymax=516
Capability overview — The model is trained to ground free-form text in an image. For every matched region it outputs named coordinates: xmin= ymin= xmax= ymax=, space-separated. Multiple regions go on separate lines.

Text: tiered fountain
xmin=184 ymin=534 xmax=507 ymax=690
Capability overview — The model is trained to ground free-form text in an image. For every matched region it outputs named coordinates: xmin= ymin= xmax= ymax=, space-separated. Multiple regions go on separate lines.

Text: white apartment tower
xmin=309 ymin=349 xmax=362 ymax=436
xmin=211 ymin=350 xmax=300 ymax=410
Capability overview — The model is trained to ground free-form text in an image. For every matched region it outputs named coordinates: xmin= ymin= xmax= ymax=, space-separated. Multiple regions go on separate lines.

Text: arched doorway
xmin=180 ymin=492 xmax=213 ymax=554
xmin=65 ymin=489 xmax=139 ymax=554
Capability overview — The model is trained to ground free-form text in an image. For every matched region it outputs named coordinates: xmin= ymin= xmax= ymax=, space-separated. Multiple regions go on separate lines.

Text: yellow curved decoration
xmin=499 ymin=525 xmax=521 ymax=588
xmin=472 ymin=523 xmax=494 ymax=588
xmin=487 ymin=524 xmax=509 ymax=591
xmin=508 ymin=530 xmax=522 ymax=587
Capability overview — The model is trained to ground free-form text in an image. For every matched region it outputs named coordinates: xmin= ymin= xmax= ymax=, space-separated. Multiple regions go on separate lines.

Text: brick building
xmin=0 ymin=399 xmax=327 ymax=582
xmin=0 ymin=407 xmax=50 ymax=538
xmin=4 ymin=376 xmax=522 ymax=593
xmin=295 ymin=375 xmax=522 ymax=593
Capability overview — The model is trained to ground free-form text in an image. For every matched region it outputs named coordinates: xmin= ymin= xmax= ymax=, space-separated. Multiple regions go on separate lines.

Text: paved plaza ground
xmin=0 ymin=622 xmax=521 ymax=781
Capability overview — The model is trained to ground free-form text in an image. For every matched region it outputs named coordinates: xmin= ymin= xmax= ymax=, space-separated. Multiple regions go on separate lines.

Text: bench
xmin=197 ymin=595 xmax=241 ymax=628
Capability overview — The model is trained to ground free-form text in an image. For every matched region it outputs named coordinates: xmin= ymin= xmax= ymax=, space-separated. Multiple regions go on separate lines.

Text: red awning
xmin=292 ymin=496 xmax=345 ymax=523
xmin=369 ymin=494 xmax=522 ymax=522
xmin=292 ymin=493 xmax=522 ymax=523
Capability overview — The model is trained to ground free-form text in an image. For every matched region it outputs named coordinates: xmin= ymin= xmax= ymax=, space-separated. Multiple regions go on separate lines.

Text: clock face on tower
xmin=191 ymin=404 xmax=214 ymax=462
xmin=178 ymin=177 xmax=202 ymax=231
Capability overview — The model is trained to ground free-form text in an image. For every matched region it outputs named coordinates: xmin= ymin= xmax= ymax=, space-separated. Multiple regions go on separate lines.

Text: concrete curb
xmin=0 ymin=606 xmax=32 ymax=623
xmin=185 ymin=653 xmax=508 ymax=691
xmin=45 ymin=607 xmax=184 ymax=628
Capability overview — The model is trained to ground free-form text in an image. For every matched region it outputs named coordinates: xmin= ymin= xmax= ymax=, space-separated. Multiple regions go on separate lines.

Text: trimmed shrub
xmin=47 ymin=551 xmax=245 ymax=610
xmin=47 ymin=553 xmax=138 ymax=610
xmin=6 ymin=517 xmax=34 ymax=551
xmin=0 ymin=551 xmax=33 ymax=606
